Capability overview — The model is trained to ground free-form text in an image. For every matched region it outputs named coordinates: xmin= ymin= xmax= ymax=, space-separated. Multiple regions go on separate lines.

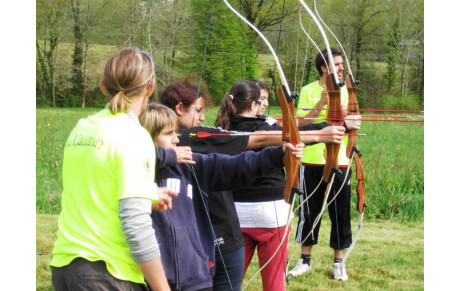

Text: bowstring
xmin=272 ymin=1 xmax=289 ymax=283
xmin=192 ymin=0 xmax=215 ymax=127
xmin=298 ymin=157 xmax=353 ymax=247
xmin=313 ymin=0 xmax=365 ymax=265
xmin=187 ymin=164 xmax=233 ymax=291
xmin=191 ymin=1 xmax=234 ymax=289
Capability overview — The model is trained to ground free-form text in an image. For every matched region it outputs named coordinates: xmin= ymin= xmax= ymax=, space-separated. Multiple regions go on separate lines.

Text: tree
xmin=150 ymin=0 xmax=191 ymax=89
xmin=185 ymin=0 xmax=258 ymax=103
xmin=235 ymin=0 xmax=297 ymax=38
xmin=73 ymin=0 xmax=111 ymax=107
xmin=393 ymin=0 xmax=424 ymax=97
xmin=70 ymin=0 xmax=84 ymax=107
xmin=384 ymin=20 xmax=400 ymax=94
xmin=36 ymin=0 xmax=68 ymax=107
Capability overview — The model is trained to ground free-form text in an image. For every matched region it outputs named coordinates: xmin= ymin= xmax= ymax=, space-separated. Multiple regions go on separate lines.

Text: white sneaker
xmin=333 ymin=262 xmax=348 ymax=281
xmin=288 ymin=259 xmax=312 ymax=277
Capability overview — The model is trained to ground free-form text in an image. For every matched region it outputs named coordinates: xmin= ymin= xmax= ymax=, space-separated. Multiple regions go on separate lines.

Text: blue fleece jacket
xmin=152 ymin=146 xmax=285 ymax=290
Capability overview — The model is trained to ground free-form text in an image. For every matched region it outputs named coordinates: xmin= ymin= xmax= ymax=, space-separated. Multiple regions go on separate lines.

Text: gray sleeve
xmin=119 ymin=198 xmax=161 ymax=263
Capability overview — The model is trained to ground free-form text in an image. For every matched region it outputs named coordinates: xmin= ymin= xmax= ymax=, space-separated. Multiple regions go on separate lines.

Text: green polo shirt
xmin=50 ymin=109 xmax=157 ymax=284
xmin=296 ymin=81 xmax=349 ymax=166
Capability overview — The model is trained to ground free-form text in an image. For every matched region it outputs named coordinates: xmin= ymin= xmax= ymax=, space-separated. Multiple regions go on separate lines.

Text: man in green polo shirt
xmin=288 ymin=48 xmax=361 ymax=281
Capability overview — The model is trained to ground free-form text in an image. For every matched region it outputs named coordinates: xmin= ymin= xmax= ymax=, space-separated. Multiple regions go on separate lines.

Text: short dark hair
xmin=160 ymin=81 xmax=202 ymax=110
xmin=315 ymin=48 xmax=342 ymax=76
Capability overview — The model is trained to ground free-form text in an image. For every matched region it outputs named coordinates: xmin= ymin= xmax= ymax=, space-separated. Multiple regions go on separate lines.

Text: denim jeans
xmin=213 ymin=247 xmax=245 ymax=291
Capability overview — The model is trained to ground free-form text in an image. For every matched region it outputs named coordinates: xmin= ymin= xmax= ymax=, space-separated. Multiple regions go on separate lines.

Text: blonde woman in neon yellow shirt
xmin=50 ymin=48 xmax=175 ymax=291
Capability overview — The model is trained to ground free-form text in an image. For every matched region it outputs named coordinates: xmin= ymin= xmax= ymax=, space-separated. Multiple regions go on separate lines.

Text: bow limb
xmin=222 ymin=0 xmax=301 ymax=206
xmin=312 ymin=0 xmax=366 ymax=213
xmin=298 ymin=7 xmax=329 ymax=73
xmin=298 ymin=0 xmax=343 ymax=87
xmin=222 ymin=0 xmax=290 ymax=94
xmin=342 ymin=211 xmax=363 ymax=263
xmin=313 ymin=0 xmax=354 ymax=79
xmin=222 ymin=1 xmax=301 ymax=289
xmin=342 ymin=75 xmax=367 ymax=264
xmin=291 ymin=0 xmax=345 ymax=249
xmin=345 ymin=74 xmax=366 ymax=212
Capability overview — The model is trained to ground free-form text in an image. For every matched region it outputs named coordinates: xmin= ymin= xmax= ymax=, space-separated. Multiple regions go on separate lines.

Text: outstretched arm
xmin=246 ymin=125 xmax=344 ymax=148
xmin=194 ymin=143 xmax=303 ymax=192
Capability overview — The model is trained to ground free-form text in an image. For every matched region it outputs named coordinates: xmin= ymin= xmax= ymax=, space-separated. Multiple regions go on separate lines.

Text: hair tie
xmin=229 ymin=94 xmax=234 ymax=100
xmin=119 ymin=88 xmax=125 ymax=93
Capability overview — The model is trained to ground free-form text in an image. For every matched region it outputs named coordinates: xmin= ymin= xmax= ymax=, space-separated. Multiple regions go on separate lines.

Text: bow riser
xmin=323 ymin=74 xmax=343 ymax=182
xmin=346 ymin=75 xmax=359 ymax=157
xmin=278 ymin=85 xmax=301 ymax=203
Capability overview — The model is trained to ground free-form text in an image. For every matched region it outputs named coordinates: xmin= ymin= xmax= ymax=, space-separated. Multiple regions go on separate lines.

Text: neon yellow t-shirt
xmin=50 ymin=109 xmax=158 ymax=284
xmin=296 ymin=81 xmax=349 ymax=165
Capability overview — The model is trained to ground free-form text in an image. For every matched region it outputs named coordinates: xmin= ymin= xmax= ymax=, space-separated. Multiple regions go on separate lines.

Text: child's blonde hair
xmin=102 ymin=48 xmax=155 ymax=114
xmin=140 ymin=102 xmax=179 ymax=139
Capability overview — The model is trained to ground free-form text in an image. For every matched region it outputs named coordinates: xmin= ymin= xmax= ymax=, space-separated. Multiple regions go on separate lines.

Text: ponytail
xmin=215 ymin=95 xmax=236 ymax=130
xmin=109 ymin=90 xmax=132 ymax=114
xmin=214 ymin=80 xmax=261 ymax=130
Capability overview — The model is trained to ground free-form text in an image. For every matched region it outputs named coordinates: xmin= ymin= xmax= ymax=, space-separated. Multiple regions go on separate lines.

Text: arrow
xmin=190 ymin=131 xmax=367 ymax=138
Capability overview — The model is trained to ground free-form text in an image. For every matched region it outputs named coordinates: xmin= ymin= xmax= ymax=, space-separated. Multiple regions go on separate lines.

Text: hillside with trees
xmin=36 ymin=0 xmax=424 ymax=110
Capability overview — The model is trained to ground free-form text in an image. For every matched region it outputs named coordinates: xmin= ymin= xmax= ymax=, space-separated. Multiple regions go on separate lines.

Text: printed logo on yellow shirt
xmin=144 ymin=158 xmax=152 ymax=172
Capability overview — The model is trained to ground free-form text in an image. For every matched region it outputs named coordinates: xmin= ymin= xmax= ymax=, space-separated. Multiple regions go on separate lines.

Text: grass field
xmin=37 ymin=107 xmax=424 ymax=220
xmin=36 ymin=214 xmax=424 ymax=290
xmin=36 ymin=106 xmax=424 ymax=289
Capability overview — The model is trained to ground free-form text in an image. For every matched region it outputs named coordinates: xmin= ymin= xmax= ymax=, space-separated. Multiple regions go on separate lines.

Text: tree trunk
xmin=400 ymin=46 xmax=411 ymax=97
xmin=48 ymin=27 xmax=59 ymax=107
xmin=130 ymin=0 xmax=136 ymax=46
xmin=36 ymin=40 xmax=51 ymax=105
xmin=71 ymin=0 xmax=84 ymax=106
xmin=82 ymin=14 xmax=90 ymax=108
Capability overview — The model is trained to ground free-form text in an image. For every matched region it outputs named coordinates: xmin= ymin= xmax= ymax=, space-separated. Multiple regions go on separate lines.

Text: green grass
xmin=245 ymin=216 xmax=424 ymax=290
xmin=359 ymin=119 xmax=424 ymax=221
xmin=36 ymin=215 xmax=59 ymax=291
xmin=36 ymin=107 xmax=99 ymax=213
xmin=37 ymin=107 xmax=424 ymax=220
xmin=37 ymin=214 xmax=424 ymax=290
xmin=36 ymin=107 xmax=424 ymax=289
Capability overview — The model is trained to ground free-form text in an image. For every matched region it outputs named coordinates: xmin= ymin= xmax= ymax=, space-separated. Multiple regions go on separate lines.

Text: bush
xmin=382 ymin=94 xmax=422 ymax=111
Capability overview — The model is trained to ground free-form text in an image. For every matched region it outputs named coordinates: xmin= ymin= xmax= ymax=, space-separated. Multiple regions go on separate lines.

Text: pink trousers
xmin=241 ymin=225 xmax=290 ymax=291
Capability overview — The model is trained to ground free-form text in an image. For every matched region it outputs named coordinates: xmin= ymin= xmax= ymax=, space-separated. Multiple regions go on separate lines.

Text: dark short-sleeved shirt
xmin=178 ymin=125 xmax=249 ymax=254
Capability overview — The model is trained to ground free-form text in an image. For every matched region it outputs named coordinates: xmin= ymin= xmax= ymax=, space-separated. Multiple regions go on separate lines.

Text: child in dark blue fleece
xmin=139 ymin=103 xmax=304 ymax=291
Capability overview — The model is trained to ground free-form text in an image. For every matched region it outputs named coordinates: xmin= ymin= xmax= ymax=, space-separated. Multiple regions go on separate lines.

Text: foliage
xmin=36 ymin=0 xmax=69 ymax=107
xmin=183 ymin=0 xmax=259 ymax=104
xmin=384 ymin=20 xmax=401 ymax=94
xmin=36 ymin=0 xmax=424 ymax=109
xmin=382 ymin=94 xmax=422 ymax=111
